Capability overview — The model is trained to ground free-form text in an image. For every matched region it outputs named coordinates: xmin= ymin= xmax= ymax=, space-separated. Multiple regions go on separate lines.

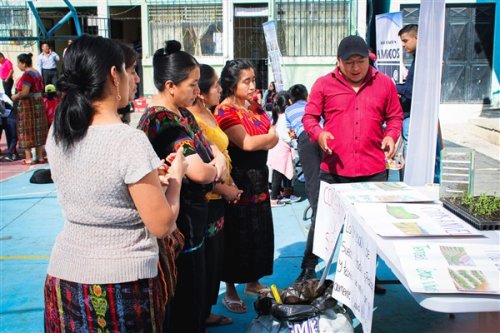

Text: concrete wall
xmin=140 ymin=56 xmax=335 ymax=96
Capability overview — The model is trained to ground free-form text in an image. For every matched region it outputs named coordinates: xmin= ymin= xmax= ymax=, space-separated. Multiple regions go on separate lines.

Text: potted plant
xmin=442 ymin=194 xmax=500 ymax=230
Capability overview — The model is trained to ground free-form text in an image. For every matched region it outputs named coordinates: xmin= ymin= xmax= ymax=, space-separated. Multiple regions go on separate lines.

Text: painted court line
xmin=0 ymin=190 xmax=55 ymax=200
xmin=0 ymin=255 xmax=50 ymax=260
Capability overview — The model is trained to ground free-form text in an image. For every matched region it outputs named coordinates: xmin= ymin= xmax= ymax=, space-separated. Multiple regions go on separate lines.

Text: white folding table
xmin=335 ymin=187 xmax=500 ymax=313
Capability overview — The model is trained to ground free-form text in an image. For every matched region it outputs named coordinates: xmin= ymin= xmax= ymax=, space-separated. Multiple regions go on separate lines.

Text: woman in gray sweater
xmin=44 ymin=35 xmax=187 ymax=332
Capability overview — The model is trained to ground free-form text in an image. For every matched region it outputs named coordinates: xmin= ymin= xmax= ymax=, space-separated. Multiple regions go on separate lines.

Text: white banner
xmin=313 ymin=182 xmax=345 ymax=261
xmin=404 ymin=0 xmax=446 ymax=186
xmin=332 ymin=214 xmax=378 ymax=333
xmin=375 ymin=11 xmax=404 ymax=83
xmin=262 ymin=20 xmax=286 ymax=92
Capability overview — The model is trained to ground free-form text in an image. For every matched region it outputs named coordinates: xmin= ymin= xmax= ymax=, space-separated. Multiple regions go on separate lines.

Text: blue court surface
xmin=1 ymin=169 xmax=498 ymax=332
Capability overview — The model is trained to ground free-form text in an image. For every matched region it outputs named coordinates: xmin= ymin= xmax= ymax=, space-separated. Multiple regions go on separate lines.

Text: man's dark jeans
xmin=298 ymin=132 xmax=323 ymax=270
xmin=1 ymin=114 xmax=17 ymax=155
xmin=2 ymin=78 xmax=13 ymax=98
xmin=42 ymin=68 xmax=58 ymax=86
xmin=320 ymin=170 xmax=388 ymax=185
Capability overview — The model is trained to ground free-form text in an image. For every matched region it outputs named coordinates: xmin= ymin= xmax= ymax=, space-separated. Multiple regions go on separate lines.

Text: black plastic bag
xmin=30 ymin=169 xmax=53 ymax=184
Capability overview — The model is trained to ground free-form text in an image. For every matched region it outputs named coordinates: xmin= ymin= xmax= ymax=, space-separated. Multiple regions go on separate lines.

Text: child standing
xmin=43 ymin=84 xmax=60 ymax=125
xmin=267 ymin=91 xmax=301 ymax=207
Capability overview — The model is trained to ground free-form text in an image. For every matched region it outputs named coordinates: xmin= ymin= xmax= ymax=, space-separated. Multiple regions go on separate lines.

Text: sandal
xmin=222 ymin=296 xmax=247 ymax=313
xmin=22 ymin=159 xmax=36 ymax=165
xmin=206 ymin=313 xmax=233 ymax=327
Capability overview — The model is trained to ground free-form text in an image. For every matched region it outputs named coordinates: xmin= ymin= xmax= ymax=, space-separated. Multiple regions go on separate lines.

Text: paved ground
xmin=0 ymin=106 xmax=498 ymax=332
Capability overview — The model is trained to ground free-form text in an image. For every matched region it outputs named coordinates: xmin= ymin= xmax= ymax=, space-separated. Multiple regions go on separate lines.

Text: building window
xmin=148 ymin=0 xmax=223 ymax=56
xmin=276 ymin=0 xmax=357 ymax=56
xmin=0 ymin=7 xmax=32 ymax=44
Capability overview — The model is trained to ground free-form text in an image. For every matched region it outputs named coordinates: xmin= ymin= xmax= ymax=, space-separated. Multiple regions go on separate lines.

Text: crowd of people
xmin=0 ymin=24 xmax=431 ymax=331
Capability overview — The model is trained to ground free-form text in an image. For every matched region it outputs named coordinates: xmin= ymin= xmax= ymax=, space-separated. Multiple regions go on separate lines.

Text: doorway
xmin=402 ymin=4 xmax=495 ymax=103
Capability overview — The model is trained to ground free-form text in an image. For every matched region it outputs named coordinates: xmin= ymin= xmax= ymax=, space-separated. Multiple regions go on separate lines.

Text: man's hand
xmin=318 ymin=131 xmax=334 ymax=155
xmin=381 ymin=136 xmax=395 ymax=159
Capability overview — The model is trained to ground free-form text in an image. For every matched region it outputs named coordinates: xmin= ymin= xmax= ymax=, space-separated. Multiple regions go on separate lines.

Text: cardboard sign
xmin=332 ymin=214 xmax=377 ymax=333
xmin=313 ymin=182 xmax=346 ymax=261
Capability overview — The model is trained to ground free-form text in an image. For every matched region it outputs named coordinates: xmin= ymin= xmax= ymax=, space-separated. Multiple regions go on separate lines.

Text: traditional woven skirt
xmin=221 ymin=166 xmax=274 ymax=283
xmin=44 ymin=275 xmax=165 ymax=333
xmin=16 ymin=96 xmax=48 ymax=149
xmin=204 ymin=199 xmax=225 ymax=318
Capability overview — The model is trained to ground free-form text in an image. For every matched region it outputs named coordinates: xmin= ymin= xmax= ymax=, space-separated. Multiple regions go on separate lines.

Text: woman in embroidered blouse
xmin=215 ymin=59 xmax=278 ymax=313
xmin=138 ymin=41 xmax=225 ymax=333
xmin=187 ymin=64 xmax=242 ymax=325
xmin=11 ymin=53 xmax=48 ymax=164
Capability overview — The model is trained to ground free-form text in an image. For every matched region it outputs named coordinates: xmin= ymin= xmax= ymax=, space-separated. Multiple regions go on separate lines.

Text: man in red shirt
xmin=302 ymin=36 xmax=403 ymax=293
xmin=303 ymin=35 xmax=402 ymax=184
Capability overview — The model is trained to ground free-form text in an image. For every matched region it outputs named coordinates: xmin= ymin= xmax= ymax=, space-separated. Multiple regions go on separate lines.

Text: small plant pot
xmin=441 ymin=198 xmax=500 ymax=230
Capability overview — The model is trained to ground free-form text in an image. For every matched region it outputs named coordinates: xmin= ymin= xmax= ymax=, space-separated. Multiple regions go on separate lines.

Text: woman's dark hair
xmin=271 ymin=91 xmax=290 ymax=125
xmin=54 ymin=34 xmax=125 ymax=150
xmin=117 ymin=41 xmax=137 ymax=69
xmin=269 ymin=81 xmax=276 ymax=91
xmin=288 ymin=84 xmax=308 ymax=103
xmin=220 ymin=59 xmax=253 ymax=102
xmin=198 ymin=64 xmax=216 ymax=95
xmin=17 ymin=53 xmax=33 ymax=67
xmin=152 ymin=40 xmax=199 ymax=91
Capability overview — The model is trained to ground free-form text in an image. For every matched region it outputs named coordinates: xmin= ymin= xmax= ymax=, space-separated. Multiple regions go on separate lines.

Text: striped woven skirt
xmin=44 ymin=275 xmax=165 ymax=333
xmin=16 ymin=96 xmax=48 ymax=149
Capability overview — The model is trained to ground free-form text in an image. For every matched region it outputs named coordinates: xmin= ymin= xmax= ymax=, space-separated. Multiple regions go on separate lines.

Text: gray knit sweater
xmin=45 ymin=123 xmax=162 ymax=284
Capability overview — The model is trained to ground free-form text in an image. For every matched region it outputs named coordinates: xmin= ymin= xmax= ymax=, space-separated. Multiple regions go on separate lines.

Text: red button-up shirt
xmin=303 ymin=66 xmax=403 ymax=177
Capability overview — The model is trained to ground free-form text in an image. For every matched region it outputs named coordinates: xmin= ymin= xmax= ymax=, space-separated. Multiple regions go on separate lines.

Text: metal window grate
xmin=148 ymin=0 xmax=223 ymax=56
xmin=0 ymin=3 xmax=33 ymax=44
xmin=276 ymin=0 xmax=357 ymax=57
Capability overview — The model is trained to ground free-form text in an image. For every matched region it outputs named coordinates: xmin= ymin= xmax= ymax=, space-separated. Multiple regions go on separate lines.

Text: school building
xmin=0 ymin=0 xmax=498 ymax=105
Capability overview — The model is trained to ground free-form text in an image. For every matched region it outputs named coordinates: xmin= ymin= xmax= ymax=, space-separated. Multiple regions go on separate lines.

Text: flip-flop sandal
xmin=206 ymin=314 xmax=233 ymax=327
xmin=21 ymin=159 xmax=35 ymax=165
xmin=222 ymin=296 xmax=247 ymax=314
xmin=244 ymin=286 xmax=271 ymax=296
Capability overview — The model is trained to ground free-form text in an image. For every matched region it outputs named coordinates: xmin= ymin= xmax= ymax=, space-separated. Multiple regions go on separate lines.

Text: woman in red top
xmin=11 ymin=53 xmax=48 ymax=164
xmin=215 ymin=59 xmax=278 ymax=313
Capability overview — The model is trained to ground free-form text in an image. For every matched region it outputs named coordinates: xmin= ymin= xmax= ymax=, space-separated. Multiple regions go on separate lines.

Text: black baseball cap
xmin=337 ymin=35 xmax=369 ymax=60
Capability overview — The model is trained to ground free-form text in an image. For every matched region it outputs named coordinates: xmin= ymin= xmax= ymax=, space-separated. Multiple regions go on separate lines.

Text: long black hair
xmin=219 ymin=59 xmax=253 ymax=102
xmin=17 ymin=53 xmax=33 ymax=67
xmin=153 ymin=40 xmax=199 ymax=91
xmin=53 ymin=35 xmax=125 ymax=150
xmin=117 ymin=41 xmax=137 ymax=70
xmin=198 ymin=64 xmax=216 ymax=95
xmin=271 ymin=91 xmax=290 ymax=125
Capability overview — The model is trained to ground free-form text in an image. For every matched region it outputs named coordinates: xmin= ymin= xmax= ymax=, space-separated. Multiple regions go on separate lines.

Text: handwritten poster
xmin=313 ymin=182 xmax=346 ymax=261
xmin=341 ymin=190 xmax=432 ymax=203
xmin=331 ymin=182 xmax=433 ymax=203
xmin=332 ymin=214 xmax=377 ymax=333
xmin=354 ymin=203 xmax=482 ymax=237
xmin=396 ymin=242 xmax=500 ymax=294
xmin=333 ymin=181 xmax=411 ymax=192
